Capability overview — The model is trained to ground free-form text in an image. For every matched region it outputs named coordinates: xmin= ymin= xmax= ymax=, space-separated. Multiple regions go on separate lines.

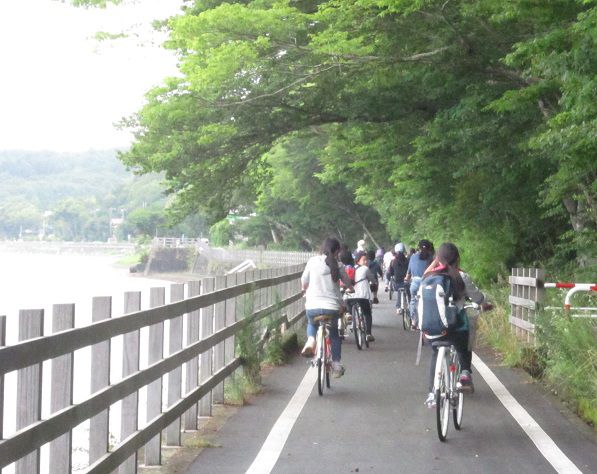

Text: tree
xmin=110 ymin=0 xmax=595 ymax=278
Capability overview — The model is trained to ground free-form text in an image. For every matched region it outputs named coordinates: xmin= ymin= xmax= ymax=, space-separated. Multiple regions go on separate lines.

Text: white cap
xmin=357 ymin=239 xmax=366 ymax=248
xmin=394 ymin=243 xmax=406 ymax=253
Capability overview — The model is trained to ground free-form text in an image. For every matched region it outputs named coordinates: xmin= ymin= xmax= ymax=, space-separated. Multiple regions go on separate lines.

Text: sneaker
xmin=332 ymin=361 xmax=345 ymax=378
xmin=301 ymin=337 xmax=316 ymax=357
xmin=366 ymin=334 xmax=375 ymax=342
xmin=424 ymin=392 xmax=436 ymax=408
xmin=459 ymin=370 xmax=474 ymax=392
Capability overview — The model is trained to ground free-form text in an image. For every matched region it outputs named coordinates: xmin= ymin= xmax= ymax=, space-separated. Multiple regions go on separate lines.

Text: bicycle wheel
xmin=453 ymin=358 xmax=464 ymax=429
xmin=436 ymin=354 xmax=450 ymax=441
xmin=389 ymin=285 xmax=394 ymax=300
xmin=317 ymin=358 xmax=325 ymax=395
xmin=360 ymin=310 xmax=369 ymax=348
xmin=352 ymin=305 xmax=363 ymax=350
xmin=325 ymin=338 xmax=331 ymax=388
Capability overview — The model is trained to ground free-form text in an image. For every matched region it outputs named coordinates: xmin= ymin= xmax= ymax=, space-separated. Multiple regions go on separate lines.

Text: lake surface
xmin=0 ymin=249 xmax=180 ymax=472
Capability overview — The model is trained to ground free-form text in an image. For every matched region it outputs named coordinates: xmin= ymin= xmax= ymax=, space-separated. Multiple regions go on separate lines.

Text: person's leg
xmin=305 ymin=309 xmax=318 ymax=338
xmin=328 ymin=313 xmax=342 ymax=362
xmin=409 ymin=278 xmax=421 ymax=325
xmin=361 ymin=299 xmax=373 ymax=335
xmin=428 ymin=343 xmax=439 ymax=393
xmin=452 ymin=330 xmax=472 ymax=372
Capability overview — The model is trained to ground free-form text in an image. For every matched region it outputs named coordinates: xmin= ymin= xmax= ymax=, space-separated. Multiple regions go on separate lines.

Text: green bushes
xmin=479 ymin=280 xmax=597 ymax=429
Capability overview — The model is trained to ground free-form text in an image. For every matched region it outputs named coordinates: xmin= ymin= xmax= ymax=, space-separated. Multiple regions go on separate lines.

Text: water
xmin=0 ymin=249 xmax=179 ymax=472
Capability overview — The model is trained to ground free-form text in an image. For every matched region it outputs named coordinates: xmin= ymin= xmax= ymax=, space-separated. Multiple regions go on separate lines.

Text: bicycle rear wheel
xmin=389 ymin=285 xmax=394 ymax=300
xmin=436 ymin=355 xmax=450 ymax=441
xmin=325 ymin=339 xmax=331 ymax=388
xmin=317 ymin=358 xmax=325 ymax=395
xmin=352 ymin=305 xmax=363 ymax=350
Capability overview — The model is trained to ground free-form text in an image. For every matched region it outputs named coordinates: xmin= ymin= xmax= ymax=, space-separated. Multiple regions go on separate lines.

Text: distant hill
xmin=0 ymin=149 xmax=131 ymax=207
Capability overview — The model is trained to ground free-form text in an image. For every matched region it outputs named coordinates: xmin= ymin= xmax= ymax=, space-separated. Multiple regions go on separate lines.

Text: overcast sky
xmin=0 ymin=0 xmax=183 ymax=152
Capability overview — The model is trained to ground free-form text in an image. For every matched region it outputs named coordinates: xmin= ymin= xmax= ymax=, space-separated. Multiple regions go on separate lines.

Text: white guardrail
xmin=544 ymin=282 xmax=597 ymax=318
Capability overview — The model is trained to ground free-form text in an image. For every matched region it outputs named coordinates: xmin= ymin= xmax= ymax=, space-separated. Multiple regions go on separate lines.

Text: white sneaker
xmin=424 ymin=392 xmax=436 ymax=408
xmin=332 ymin=361 xmax=345 ymax=378
xmin=301 ymin=337 xmax=316 ymax=357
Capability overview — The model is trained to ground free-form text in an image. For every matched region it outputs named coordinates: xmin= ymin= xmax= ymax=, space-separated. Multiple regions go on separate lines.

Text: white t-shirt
xmin=301 ymin=255 xmax=344 ymax=310
xmin=346 ymin=265 xmax=372 ymax=301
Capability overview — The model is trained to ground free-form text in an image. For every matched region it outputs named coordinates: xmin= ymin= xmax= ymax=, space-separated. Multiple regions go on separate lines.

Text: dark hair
xmin=418 ymin=239 xmax=434 ymax=261
xmin=320 ymin=237 xmax=341 ymax=282
xmin=367 ymin=250 xmax=376 ymax=261
xmin=339 ymin=248 xmax=354 ymax=266
xmin=430 ymin=242 xmax=465 ymax=300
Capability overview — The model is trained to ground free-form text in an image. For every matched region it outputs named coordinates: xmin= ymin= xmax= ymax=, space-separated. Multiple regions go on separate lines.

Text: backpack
xmin=341 ymin=265 xmax=356 ymax=287
xmin=417 ymin=273 xmax=458 ymax=337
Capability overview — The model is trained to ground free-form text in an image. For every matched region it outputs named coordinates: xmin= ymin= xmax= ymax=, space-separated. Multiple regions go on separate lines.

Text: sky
xmin=0 ymin=0 xmax=184 ymax=152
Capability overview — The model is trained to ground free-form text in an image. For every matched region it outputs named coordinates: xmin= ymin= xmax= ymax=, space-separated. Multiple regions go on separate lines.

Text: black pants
xmin=346 ymin=298 xmax=373 ymax=335
xmin=427 ymin=330 xmax=471 ymax=392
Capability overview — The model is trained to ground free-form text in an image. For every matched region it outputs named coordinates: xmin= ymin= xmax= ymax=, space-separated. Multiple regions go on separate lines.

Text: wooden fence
xmin=0 ymin=265 xmax=306 ymax=473
xmin=509 ymin=268 xmax=545 ymax=344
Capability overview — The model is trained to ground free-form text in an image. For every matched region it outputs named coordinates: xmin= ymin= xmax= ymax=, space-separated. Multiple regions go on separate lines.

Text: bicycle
xmin=397 ymin=286 xmax=411 ymax=330
xmin=312 ymin=314 xmax=334 ymax=395
xmin=431 ymin=303 xmax=481 ymax=441
xmin=351 ymin=300 xmax=369 ymax=350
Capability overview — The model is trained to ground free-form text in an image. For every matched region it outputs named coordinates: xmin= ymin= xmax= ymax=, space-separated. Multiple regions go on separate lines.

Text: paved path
xmin=186 ymin=294 xmax=597 ymax=473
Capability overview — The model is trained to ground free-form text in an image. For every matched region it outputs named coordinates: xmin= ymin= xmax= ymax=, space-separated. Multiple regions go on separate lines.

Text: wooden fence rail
xmin=0 ymin=265 xmax=305 ymax=473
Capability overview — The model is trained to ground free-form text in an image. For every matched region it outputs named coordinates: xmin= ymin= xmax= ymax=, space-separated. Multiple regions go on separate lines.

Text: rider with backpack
xmin=387 ymin=243 xmax=409 ymax=314
xmin=406 ymin=239 xmax=435 ymax=325
xmin=345 ymin=251 xmax=377 ymax=342
xmin=418 ymin=242 xmax=491 ymax=407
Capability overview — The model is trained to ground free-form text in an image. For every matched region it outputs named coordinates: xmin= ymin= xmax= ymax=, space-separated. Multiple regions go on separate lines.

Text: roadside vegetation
xmin=479 ymin=263 xmax=597 ymax=429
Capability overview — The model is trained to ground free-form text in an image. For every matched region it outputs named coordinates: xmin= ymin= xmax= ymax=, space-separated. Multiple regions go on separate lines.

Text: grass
xmin=478 ymin=280 xmax=597 ymax=429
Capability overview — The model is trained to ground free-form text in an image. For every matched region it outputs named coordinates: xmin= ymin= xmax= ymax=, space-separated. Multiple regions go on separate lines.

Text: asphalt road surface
xmin=186 ymin=293 xmax=597 ymax=473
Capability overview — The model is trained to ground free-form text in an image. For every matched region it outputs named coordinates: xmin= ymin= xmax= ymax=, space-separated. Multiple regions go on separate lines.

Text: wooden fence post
xmin=0 ymin=315 xmax=5 ymax=441
xmin=199 ymin=277 xmax=215 ymax=417
xmin=49 ymin=304 xmax=75 ymax=474
xmin=16 ymin=309 xmax=44 ymax=474
xmin=119 ymin=292 xmax=141 ymax=474
xmin=145 ymin=287 xmax=165 ymax=466
xmin=213 ymin=275 xmax=226 ymax=404
xmin=225 ymin=273 xmax=237 ymax=368
xmin=89 ymin=296 xmax=112 ymax=465
xmin=185 ymin=281 xmax=201 ymax=430
xmin=165 ymin=284 xmax=184 ymax=445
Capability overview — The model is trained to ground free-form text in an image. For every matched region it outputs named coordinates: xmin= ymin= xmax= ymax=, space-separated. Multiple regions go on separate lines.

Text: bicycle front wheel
xmin=436 ymin=356 xmax=450 ymax=441
xmin=453 ymin=358 xmax=464 ymax=429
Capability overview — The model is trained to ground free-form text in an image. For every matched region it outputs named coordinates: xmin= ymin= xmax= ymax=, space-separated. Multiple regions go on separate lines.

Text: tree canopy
xmin=115 ymin=0 xmax=596 ymax=280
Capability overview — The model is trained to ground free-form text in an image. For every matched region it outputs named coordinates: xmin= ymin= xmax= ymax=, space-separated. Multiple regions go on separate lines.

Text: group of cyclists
xmin=300 ymin=236 xmax=491 ymax=405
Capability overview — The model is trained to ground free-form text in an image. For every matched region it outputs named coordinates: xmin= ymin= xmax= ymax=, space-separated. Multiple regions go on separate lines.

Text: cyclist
xmin=406 ymin=239 xmax=435 ymax=326
xmin=367 ymin=249 xmax=383 ymax=304
xmin=387 ymin=243 xmax=409 ymax=315
xmin=345 ymin=251 xmax=376 ymax=342
xmin=422 ymin=242 xmax=491 ymax=406
xmin=301 ymin=237 xmax=353 ymax=377
xmin=382 ymin=247 xmax=395 ymax=292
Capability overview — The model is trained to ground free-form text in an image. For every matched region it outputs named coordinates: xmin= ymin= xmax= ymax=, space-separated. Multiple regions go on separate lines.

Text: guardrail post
xmin=145 ymin=287 xmax=165 ymax=465
xmin=185 ymin=281 xmax=201 ymax=430
xmin=89 ymin=296 xmax=112 ymax=465
xmin=16 ymin=309 xmax=44 ymax=474
xmin=199 ymin=277 xmax=215 ymax=417
xmin=119 ymin=292 xmax=141 ymax=474
xmin=165 ymin=284 xmax=184 ymax=445
xmin=49 ymin=304 xmax=75 ymax=474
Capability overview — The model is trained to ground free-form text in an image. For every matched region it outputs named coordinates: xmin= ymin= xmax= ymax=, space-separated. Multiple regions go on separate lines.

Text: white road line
xmin=245 ymin=366 xmax=317 ymax=474
xmin=472 ymin=352 xmax=582 ymax=474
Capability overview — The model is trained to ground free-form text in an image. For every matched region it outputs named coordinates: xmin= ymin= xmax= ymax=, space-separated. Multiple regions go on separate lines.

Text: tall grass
xmin=478 ymin=280 xmax=597 ymax=428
